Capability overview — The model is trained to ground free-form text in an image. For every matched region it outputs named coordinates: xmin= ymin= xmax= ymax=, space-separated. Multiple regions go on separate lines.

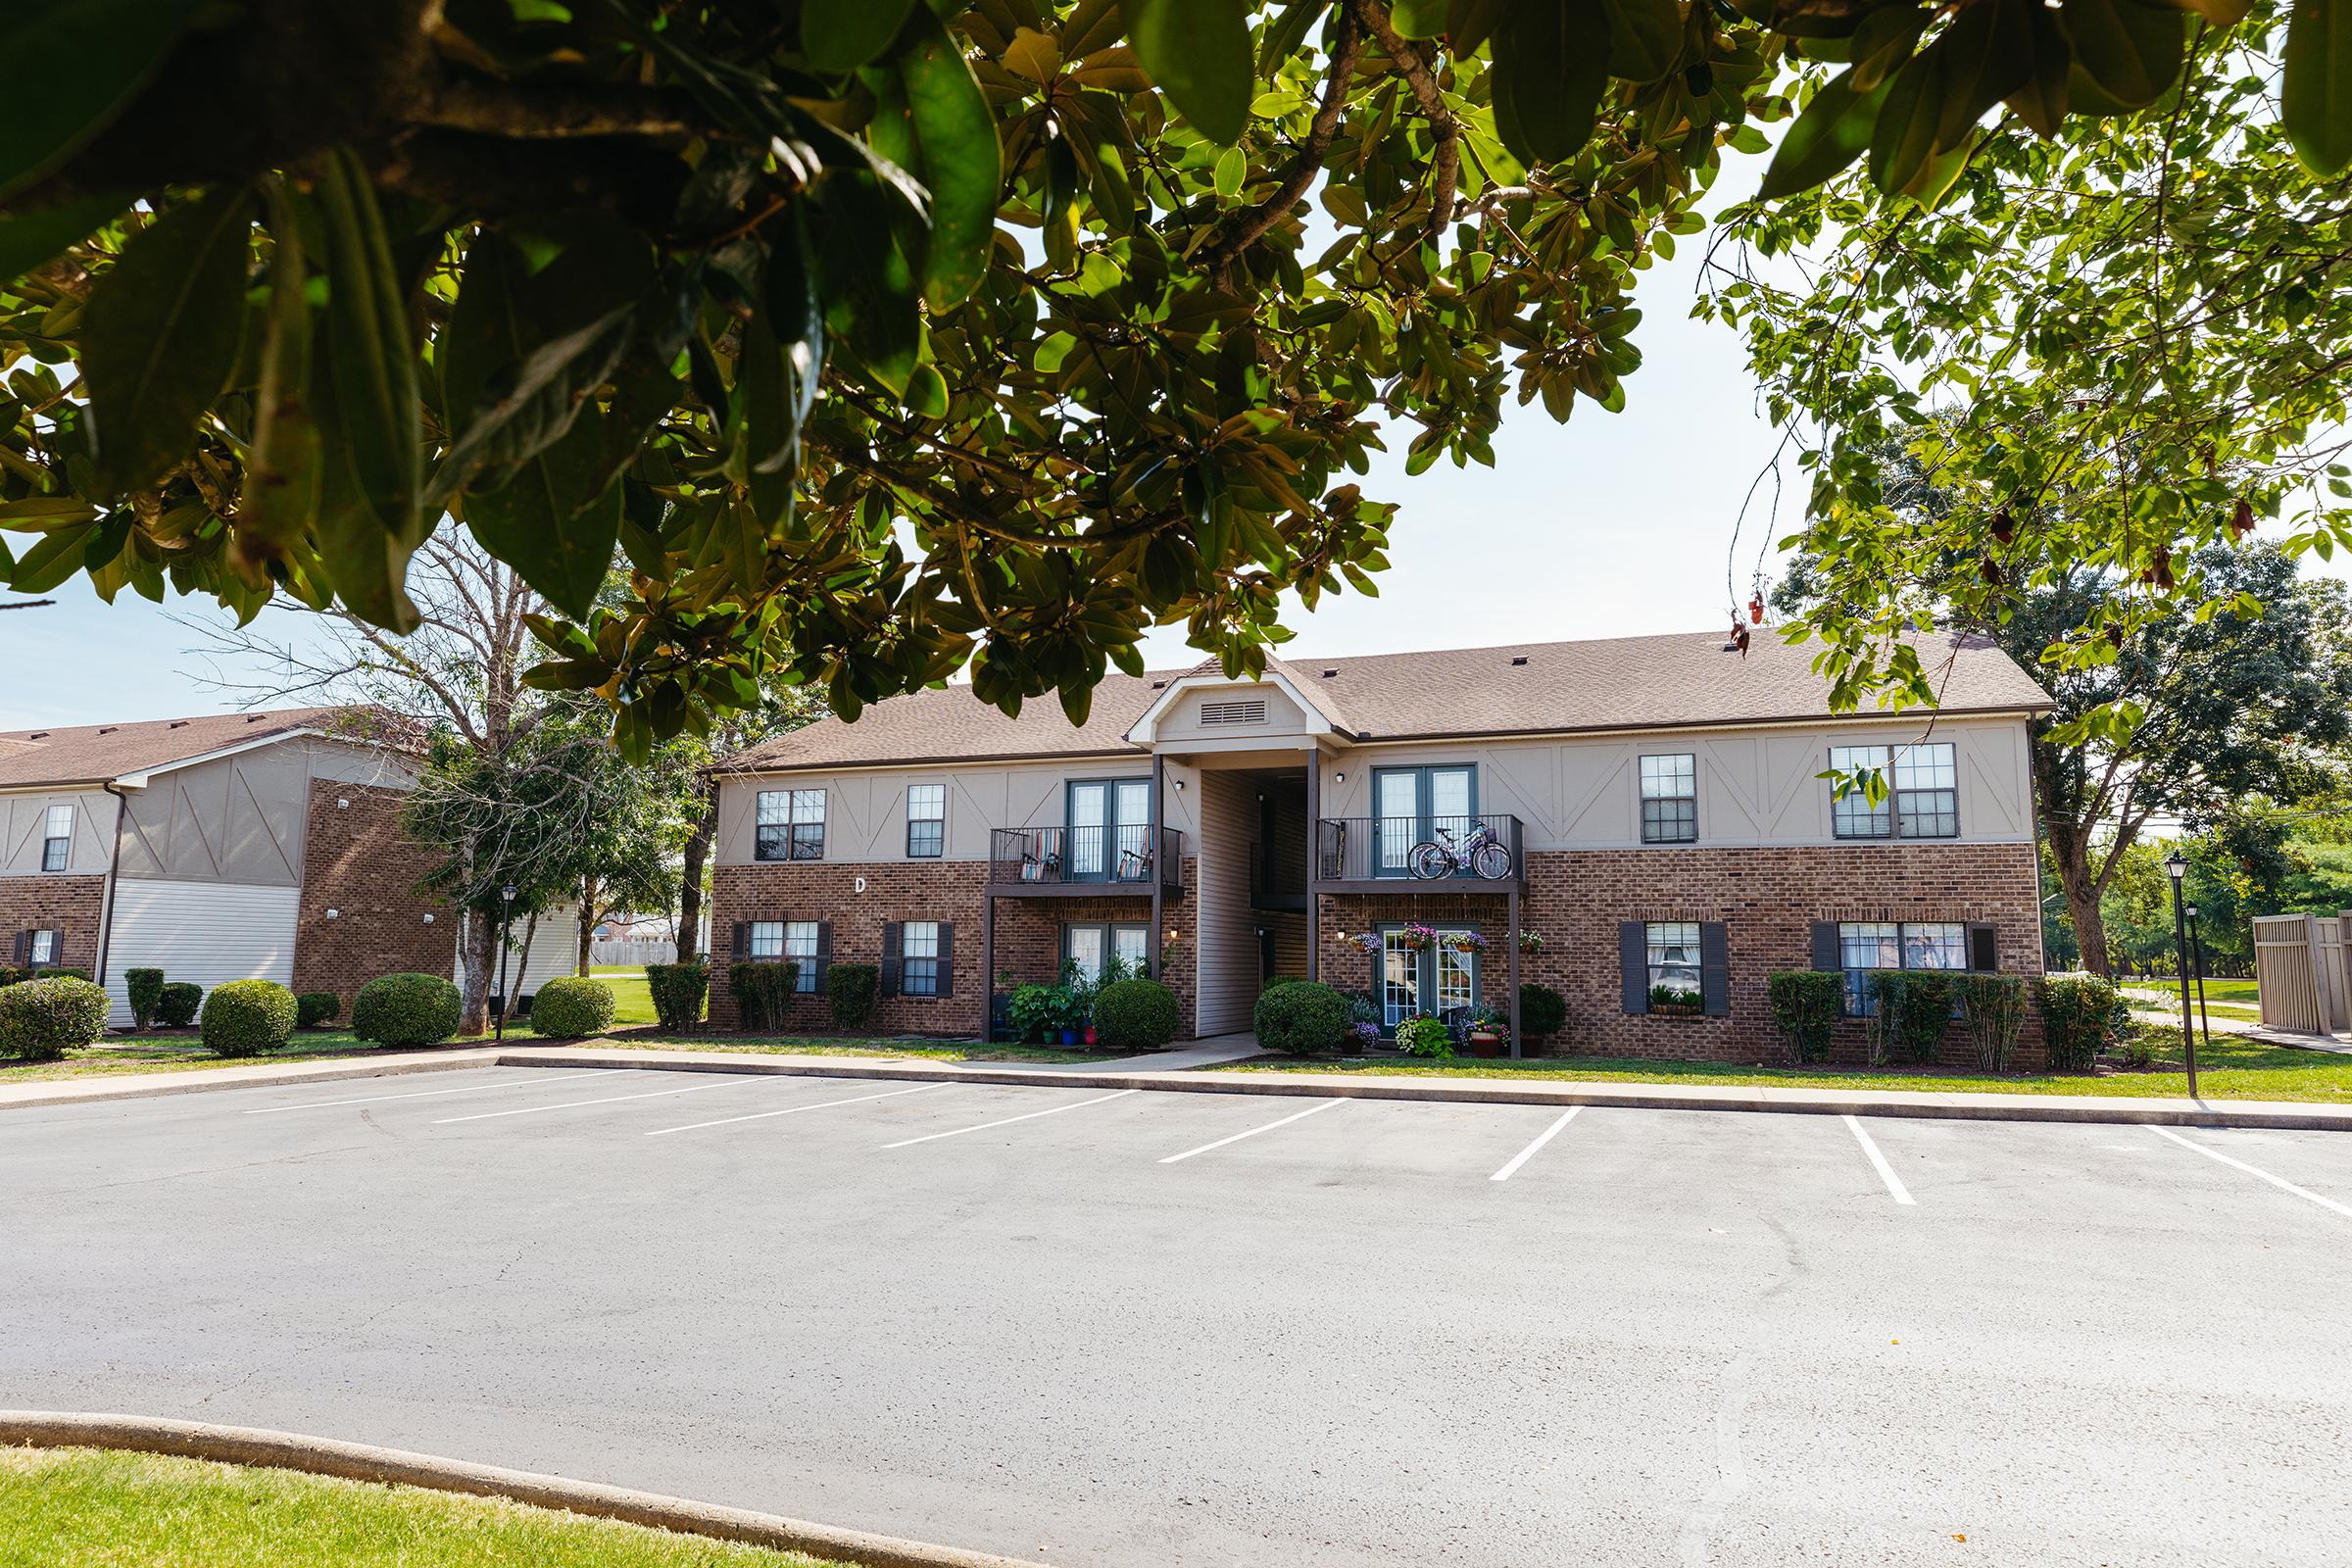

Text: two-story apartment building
xmin=710 ymin=629 xmax=2054 ymax=1064
xmin=0 ymin=709 xmax=454 ymax=1023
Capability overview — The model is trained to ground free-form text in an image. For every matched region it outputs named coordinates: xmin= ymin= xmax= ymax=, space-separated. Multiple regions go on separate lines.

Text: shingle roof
xmin=722 ymin=628 xmax=2051 ymax=772
xmin=0 ymin=707 xmax=396 ymax=790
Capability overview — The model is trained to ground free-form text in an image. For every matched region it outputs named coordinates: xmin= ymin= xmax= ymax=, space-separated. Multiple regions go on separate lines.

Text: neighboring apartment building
xmin=0 ymin=709 xmax=451 ymax=1023
xmin=710 ymin=630 xmax=2054 ymax=1065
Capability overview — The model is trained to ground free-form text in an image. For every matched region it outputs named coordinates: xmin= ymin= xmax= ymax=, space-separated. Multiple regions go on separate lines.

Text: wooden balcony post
xmin=1507 ymin=881 xmax=1521 ymax=1059
xmin=1304 ymin=747 xmax=1320 ymax=983
xmin=1150 ymin=754 xmax=1164 ymax=982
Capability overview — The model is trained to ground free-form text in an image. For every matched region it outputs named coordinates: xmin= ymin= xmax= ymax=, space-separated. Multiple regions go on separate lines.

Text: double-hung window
xmin=1644 ymin=921 xmax=1702 ymax=1001
xmin=41 ymin=804 xmax=71 ymax=871
xmin=1064 ymin=922 xmax=1149 ymax=983
xmin=1639 ymin=755 xmax=1696 ymax=844
xmin=27 ymin=929 xmax=58 ymax=968
xmin=1837 ymin=921 xmax=1967 ymax=1015
xmin=906 ymin=784 xmax=945 ymax=858
xmin=783 ymin=920 xmax=821 ymax=991
xmin=1829 ymin=743 xmax=1959 ymax=840
xmin=902 ymin=921 xmax=942 ymax=996
xmin=756 ymin=789 xmax=826 ymax=860
xmin=747 ymin=921 xmax=784 ymax=959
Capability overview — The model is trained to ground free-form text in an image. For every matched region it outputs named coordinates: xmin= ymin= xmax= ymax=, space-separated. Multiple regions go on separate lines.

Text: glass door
xmin=1380 ymin=925 xmax=1479 ymax=1030
xmin=1381 ymin=929 xmax=1419 ymax=1028
xmin=1068 ymin=782 xmax=1107 ymax=877
xmin=1372 ymin=765 xmax=1474 ymax=877
xmin=1111 ymin=779 xmax=1152 ymax=879
xmin=1068 ymin=779 xmax=1151 ymax=880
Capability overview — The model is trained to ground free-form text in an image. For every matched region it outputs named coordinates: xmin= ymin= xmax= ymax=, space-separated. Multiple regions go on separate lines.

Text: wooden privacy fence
xmin=2252 ymin=913 xmax=2352 ymax=1034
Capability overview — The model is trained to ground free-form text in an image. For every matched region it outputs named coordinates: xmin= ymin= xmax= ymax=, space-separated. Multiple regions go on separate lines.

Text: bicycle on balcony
xmin=1407 ymin=820 xmax=1513 ymax=881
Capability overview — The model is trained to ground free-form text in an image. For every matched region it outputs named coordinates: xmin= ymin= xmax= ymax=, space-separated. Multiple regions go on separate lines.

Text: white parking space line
xmin=433 ymin=1077 xmax=747 ymax=1125
xmin=646 ymin=1082 xmax=947 ymax=1136
xmin=243 ymin=1072 xmax=608 ymax=1114
xmin=881 ymin=1089 xmax=1138 ymax=1149
xmin=1843 ymin=1115 xmax=1916 ymax=1205
xmin=1489 ymin=1107 xmax=1582 ymax=1182
xmin=2147 ymin=1125 xmax=2352 ymax=1220
xmin=1159 ymin=1098 xmax=1343 ymax=1164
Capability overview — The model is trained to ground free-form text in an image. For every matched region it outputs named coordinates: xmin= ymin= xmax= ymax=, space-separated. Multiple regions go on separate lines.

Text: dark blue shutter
xmin=1619 ymin=922 xmax=1648 ymax=1014
xmin=1700 ymin=922 xmax=1730 ymax=1016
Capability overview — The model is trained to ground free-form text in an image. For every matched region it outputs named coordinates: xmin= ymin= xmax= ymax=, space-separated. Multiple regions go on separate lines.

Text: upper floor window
xmin=1837 ymin=920 xmax=1966 ymax=1015
xmin=1067 ymin=778 xmax=1152 ymax=880
xmin=41 ymin=804 xmax=71 ymax=871
xmin=1639 ymin=755 xmax=1696 ymax=844
xmin=1373 ymin=764 xmax=1474 ymax=875
xmin=756 ymin=789 xmax=826 ymax=860
xmin=906 ymin=783 xmax=945 ymax=858
xmin=1829 ymin=743 xmax=1959 ymax=840
xmin=902 ymin=920 xmax=942 ymax=996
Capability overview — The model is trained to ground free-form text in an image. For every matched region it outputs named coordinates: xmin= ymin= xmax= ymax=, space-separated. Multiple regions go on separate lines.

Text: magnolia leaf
xmin=1002 ymin=24 xmax=1061 ymax=81
xmin=2284 ymin=0 xmax=2352 ymax=172
xmin=803 ymin=0 xmax=918 ymax=70
xmin=1758 ymin=67 xmax=1892 ymax=198
xmin=1126 ymin=0 xmax=1252 ymax=144
xmin=2003 ymin=0 xmax=2074 ymax=136
xmin=1494 ymin=0 xmax=1614 ymax=164
xmin=1868 ymin=53 xmax=1942 ymax=194
xmin=466 ymin=405 xmax=622 ymax=618
xmin=2058 ymin=0 xmax=2186 ymax=109
xmin=0 ymin=192 xmax=131 ymax=286
xmin=81 ymin=184 xmax=253 ymax=495
xmin=1932 ymin=0 xmax=2031 ymax=151
xmin=1599 ymin=0 xmax=1683 ymax=82
xmin=0 ymin=0 xmax=198 ymax=200
xmin=899 ymin=11 xmax=1001 ymax=310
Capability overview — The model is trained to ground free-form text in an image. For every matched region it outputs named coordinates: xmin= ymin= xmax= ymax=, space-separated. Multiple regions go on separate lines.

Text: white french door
xmin=1379 ymin=925 xmax=1477 ymax=1029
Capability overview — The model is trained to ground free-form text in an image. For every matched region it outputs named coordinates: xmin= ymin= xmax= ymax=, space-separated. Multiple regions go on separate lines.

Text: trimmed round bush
xmin=0 ymin=975 xmax=111 ymax=1060
xmin=828 ymin=962 xmax=880 ymax=1031
xmin=1518 ymin=982 xmax=1567 ymax=1042
xmin=644 ymin=962 xmax=710 ymax=1030
xmin=352 ymin=972 xmax=463 ymax=1047
xmin=1093 ymin=978 xmax=1179 ymax=1051
xmin=529 ymin=976 xmax=617 ymax=1039
xmin=1252 ymin=980 xmax=1349 ymax=1056
xmin=156 ymin=981 xmax=203 ymax=1027
xmin=296 ymin=991 xmax=342 ymax=1029
xmin=201 ymin=979 xmax=297 ymax=1056
xmin=124 ymin=966 xmax=166 ymax=1029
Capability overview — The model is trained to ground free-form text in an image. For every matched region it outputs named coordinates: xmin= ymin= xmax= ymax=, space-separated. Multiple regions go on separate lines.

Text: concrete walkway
xmin=11 ymin=1039 xmax=2347 ymax=1131
xmin=1023 ymin=1033 xmax=1261 ymax=1072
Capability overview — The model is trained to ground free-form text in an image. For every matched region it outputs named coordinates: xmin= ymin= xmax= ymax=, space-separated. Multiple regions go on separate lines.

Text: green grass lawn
xmin=0 ymin=1030 xmax=434 ymax=1085
xmin=589 ymin=965 xmax=657 ymax=1025
xmin=596 ymin=1027 xmax=1124 ymax=1065
xmin=0 ymin=1447 xmax=846 ymax=1567
xmin=1217 ymin=1025 xmax=2352 ymax=1102
xmin=2121 ymin=977 xmax=2262 ymax=1017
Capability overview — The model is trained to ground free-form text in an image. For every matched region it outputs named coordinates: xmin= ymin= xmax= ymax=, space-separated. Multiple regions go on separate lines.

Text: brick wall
xmin=1315 ymin=842 xmax=2047 ymax=1068
xmin=710 ymin=861 xmax=1198 ymax=1039
xmin=291 ymin=781 xmax=452 ymax=1012
xmin=0 ymin=873 xmax=105 ymax=972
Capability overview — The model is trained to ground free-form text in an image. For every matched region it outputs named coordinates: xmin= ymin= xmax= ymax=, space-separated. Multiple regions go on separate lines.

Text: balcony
xmin=1312 ymin=814 xmax=1526 ymax=892
xmin=988 ymin=825 xmax=1186 ymax=895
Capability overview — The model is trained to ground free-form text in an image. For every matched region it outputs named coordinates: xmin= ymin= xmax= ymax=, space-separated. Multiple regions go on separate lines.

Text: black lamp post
xmin=2184 ymin=901 xmax=2213 ymax=1050
xmin=2165 ymin=852 xmax=2198 ymax=1098
xmin=494 ymin=882 xmax=518 ymax=1042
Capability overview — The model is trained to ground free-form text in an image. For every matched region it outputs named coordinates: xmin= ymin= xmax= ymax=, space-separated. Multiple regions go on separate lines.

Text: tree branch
xmin=418 ymin=77 xmax=707 ymax=141
xmin=1201 ymin=10 xmax=1367 ymax=284
xmin=1348 ymin=0 xmax=1458 ymax=239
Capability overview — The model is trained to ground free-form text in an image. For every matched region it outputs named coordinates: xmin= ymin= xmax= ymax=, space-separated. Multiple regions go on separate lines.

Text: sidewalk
xmin=10 ymin=1038 xmax=2350 ymax=1131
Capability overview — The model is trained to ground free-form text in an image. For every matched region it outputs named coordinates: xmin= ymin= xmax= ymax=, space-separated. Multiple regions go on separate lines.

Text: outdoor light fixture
xmin=2163 ymin=852 xmax=2198 ymax=1097
xmin=323 ymin=908 xmax=338 ymax=919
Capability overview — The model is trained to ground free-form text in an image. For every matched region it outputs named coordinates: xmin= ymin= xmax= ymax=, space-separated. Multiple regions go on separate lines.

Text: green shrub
xmin=1007 ymin=983 xmax=1061 ymax=1042
xmin=0 ymin=966 xmax=21 ymax=988
xmin=1252 ymin=980 xmax=1349 ymax=1055
xmin=49 ymin=967 xmax=90 ymax=981
xmin=1342 ymin=989 xmax=1382 ymax=1030
xmin=827 ymin=962 xmax=879 ymax=1031
xmin=125 ymin=967 xmax=166 ymax=1029
xmin=728 ymin=960 xmax=800 ymax=1031
xmin=644 ymin=962 xmax=709 ymax=1030
xmin=2038 ymin=972 xmax=2120 ymax=1072
xmin=1395 ymin=1014 xmax=1454 ymax=1058
xmin=1956 ymin=972 xmax=2029 ymax=1073
xmin=529 ymin=976 xmax=616 ymax=1039
xmin=1518 ymin=982 xmax=1566 ymax=1041
xmin=156 ymin=982 xmax=203 ymax=1028
xmin=1093 ymin=978 xmax=1180 ymax=1050
xmin=1766 ymin=970 xmax=1842 ymax=1064
xmin=0 ymin=975 xmax=110 ymax=1059
xmin=1864 ymin=970 xmax=1952 ymax=1066
xmin=351 ymin=972 xmax=462 ymax=1047
xmin=296 ymin=991 xmax=341 ymax=1029
xmin=201 ymin=979 xmax=296 ymax=1056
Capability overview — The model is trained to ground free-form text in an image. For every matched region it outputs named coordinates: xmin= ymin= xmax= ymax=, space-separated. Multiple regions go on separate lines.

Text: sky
xmin=4 ymin=149 xmax=2345 ymax=729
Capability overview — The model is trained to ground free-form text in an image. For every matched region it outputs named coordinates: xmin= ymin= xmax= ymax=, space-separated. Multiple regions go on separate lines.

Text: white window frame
xmin=747 ymin=921 xmax=784 ymax=959
xmin=1830 ymin=743 xmax=1960 ymax=840
xmin=41 ymin=803 xmax=72 ymax=872
xmin=902 ymin=919 xmax=942 ymax=997
xmin=1644 ymin=921 xmax=1703 ymax=1001
xmin=1639 ymin=755 xmax=1697 ymax=844
xmin=1837 ymin=920 xmax=1968 ymax=1015
xmin=783 ymin=920 xmax=821 ymax=991
xmin=906 ymin=783 xmax=946 ymax=858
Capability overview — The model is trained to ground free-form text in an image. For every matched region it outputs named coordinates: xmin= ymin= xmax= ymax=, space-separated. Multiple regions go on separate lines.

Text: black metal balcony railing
xmin=1314 ymin=814 xmax=1525 ymax=886
xmin=990 ymin=825 xmax=1185 ymax=889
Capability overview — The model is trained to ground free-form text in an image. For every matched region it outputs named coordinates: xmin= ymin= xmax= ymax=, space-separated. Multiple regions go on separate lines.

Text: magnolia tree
xmin=3 ymin=0 xmax=2339 ymax=751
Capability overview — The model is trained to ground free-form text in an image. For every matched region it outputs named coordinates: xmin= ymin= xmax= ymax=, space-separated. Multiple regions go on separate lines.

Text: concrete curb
xmin=485 ymin=1046 xmax=2352 ymax=1132
xmin=0 ymin=1411 xmax=1035 ymax=1568
xmin=0 ymin=1049 xmax=502 ymax=1112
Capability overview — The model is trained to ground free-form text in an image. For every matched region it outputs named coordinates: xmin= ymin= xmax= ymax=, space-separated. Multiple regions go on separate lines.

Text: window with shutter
xmin=901 ymin=921 xmax=941 ymax=997
xmin=783 ymin=921 xmax=819 ymax=990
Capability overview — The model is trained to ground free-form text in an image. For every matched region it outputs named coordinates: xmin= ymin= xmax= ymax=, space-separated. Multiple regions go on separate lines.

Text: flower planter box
xmin=1648 ymin=1002 xmax=1703 ymax=1018
xmin=1468 ymin=1032 xmax=1504 ymax=1058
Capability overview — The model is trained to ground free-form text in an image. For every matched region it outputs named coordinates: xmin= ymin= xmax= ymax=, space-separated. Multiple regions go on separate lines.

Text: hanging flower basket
xmin=1396 ymin=922 xmax=1438 ymax=955
xmin=1339 ymin=931 xmax=1383 ymax=956
xmin=1445 ymin=931 xmax=1488 ymax=955
xmin=1517 ymin=930 xmax=1544 ymax=956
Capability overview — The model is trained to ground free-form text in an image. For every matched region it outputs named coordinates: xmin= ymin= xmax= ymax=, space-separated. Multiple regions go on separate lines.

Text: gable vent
xmin=1199 ymin=699 xmax=1267 ymax=726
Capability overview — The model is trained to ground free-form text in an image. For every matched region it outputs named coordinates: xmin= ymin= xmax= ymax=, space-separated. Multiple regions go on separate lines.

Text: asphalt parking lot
xmin=8 ymin=1065 xmax=2351 ymax=1567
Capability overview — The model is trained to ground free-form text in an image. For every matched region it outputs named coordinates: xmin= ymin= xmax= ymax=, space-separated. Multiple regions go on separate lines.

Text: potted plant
xmin=1396 ymin=922 xmax=1437 ymax=955
xmin=1395 ymin=1014 xmax=1453 ymax=1059
xmin=1648 ymin=983 xmax=1702 ymax=1017
xmin=1339 ymin=931 xmax=1382 ymax=956
xmin=1446 ymin=931 xmax=1488 ymax=956
xmin=1008 ymin=983 xmax=1060 ymax=1044
xmin=1465 ymin=1004 xmax=1508 ymax=1056
xmin=1517 ymin=929 xmax=1544 ymax=956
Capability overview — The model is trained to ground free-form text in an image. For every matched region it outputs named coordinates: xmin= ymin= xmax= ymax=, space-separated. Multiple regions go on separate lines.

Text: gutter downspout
xmin=95 ymin=781 xmax=128 ymax=1004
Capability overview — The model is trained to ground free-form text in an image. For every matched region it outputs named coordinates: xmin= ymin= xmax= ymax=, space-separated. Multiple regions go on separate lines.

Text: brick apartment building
xmin=0 ymin=709 xmax=453 ymax=1022
xmin=708 ymin=629 xmax=2054 ymax=1066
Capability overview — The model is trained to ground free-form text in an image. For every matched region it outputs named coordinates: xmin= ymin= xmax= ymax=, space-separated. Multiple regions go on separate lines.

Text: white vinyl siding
xmin=102 ymin=880 xmax=300 ymax=1027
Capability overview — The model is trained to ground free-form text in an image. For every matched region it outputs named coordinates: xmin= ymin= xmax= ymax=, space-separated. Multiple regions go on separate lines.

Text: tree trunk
xmin=458 ymin=907 xmax=496 ymax=1036
xmin=2045 ymin=818 xmax=2112 ymax=977
xmin=677 ymin=785 xmax=717 ymax=964
xmin=577 ymin=876 xmax=597 ymax=977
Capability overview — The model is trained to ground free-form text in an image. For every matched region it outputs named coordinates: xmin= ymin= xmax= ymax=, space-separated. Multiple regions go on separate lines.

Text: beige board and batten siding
xmin=713 ymin=759 xmax=1204 ymax=865
xmin=1192 ymin=771 xmax=1261 ymax=1035
xmin=114 ymin=739 xmax=412 ymax=886
xmin=1317 ymin=716 xmax=2035 ymax=851
xmin=0 ymin=790 xmax=115 ymax=874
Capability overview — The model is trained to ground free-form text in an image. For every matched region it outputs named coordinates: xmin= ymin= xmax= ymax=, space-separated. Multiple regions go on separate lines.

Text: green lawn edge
xmin=0 ymin=1447 xmax=847 ymax=1568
